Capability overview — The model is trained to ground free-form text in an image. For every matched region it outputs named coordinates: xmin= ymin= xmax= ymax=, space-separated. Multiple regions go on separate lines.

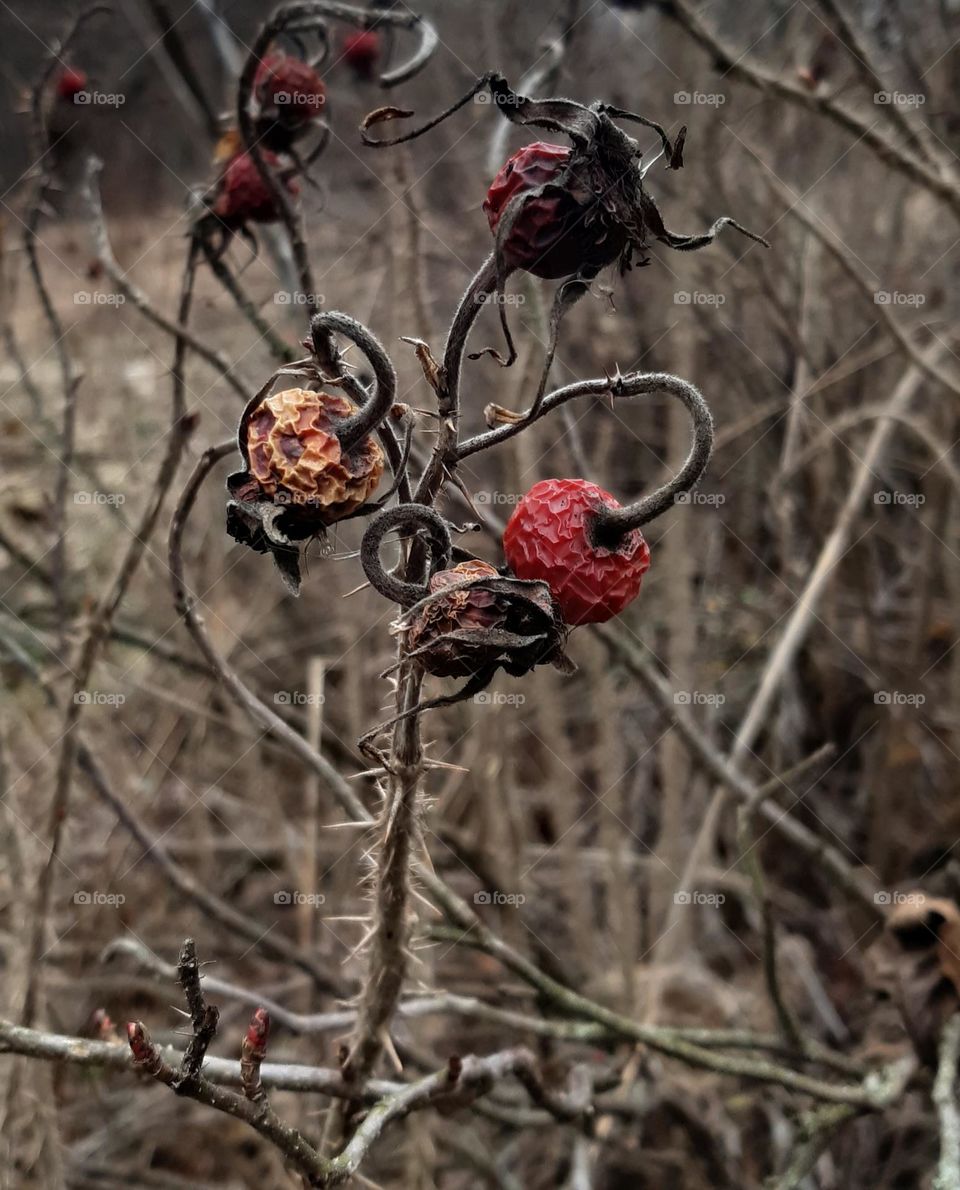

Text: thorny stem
xmin=933 ymin=1015 xmax=960 ymax=1190
xmin=309 ymin=311 xmax=397 ymax=451
xmin=360 ymin=504 xmax=452 ymax=607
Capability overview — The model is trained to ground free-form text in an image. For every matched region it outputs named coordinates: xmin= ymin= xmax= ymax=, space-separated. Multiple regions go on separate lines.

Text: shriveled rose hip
xmin=212 ymin=151 xmax=299 ymax=227
xmin=503 ymin=478 xmax=651 ymax=626
xmin=342 ymin=30 xmax=381 ymax=79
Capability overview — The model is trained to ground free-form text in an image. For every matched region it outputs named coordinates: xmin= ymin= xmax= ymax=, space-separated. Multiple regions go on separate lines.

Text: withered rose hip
xmin=503 ymin=478 xmax=651 ymax=627
xmin=342 ymin=30 xmax=382 ymax=80
xmin=483 ymin=141 xmax=626 ymax=280
xmin=254 ymin=53 xmax=327 ymax=150
xmin=212 ymin=151 xmax=299 ymax=228
xmin=242 ymin=388 xmax=383 ymax=519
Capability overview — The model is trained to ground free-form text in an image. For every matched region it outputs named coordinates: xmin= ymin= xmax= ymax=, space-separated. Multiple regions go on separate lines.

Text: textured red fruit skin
xmin=483 ymin=142 xmax=628 ymax=280
xmin=55 ymin=68 xmax=88 ymax=101
xmin=254 ymin=53 xmax=326 ymax=124
xmin=342 ymin=30 xmax=381 ymax=78
xmin=503 ymin=478 xmax=650 ymax=626
xmin=212 ymin=151 xmax=299 ymax=227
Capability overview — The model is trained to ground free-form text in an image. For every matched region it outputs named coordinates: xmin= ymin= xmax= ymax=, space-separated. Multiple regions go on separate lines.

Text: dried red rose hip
xmin=342 ymin=30 xmax=381 ymax=79
xmin=483 ymin=141 xmax=627 ymax=280
xmin=503 ymin=478 xmax=651 ymax=626
xmin=254 ymin=53 xmax=327 ymax=150
xmin=55 ymin=67 xmax=88 ymax=101
xmin=212 ymin=151 xmax=299 ymax=227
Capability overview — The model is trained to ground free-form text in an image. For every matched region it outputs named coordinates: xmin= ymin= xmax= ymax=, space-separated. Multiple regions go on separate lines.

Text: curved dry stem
xmin=360 ymin=504 xmax=451 ymax=607
xmin=309 ymin=311 xmax=397 ymax=450
xmin=459 ymin=370 xmax=713 ymax=546
xmin=168 ymin=440 xmax=370 ymax=822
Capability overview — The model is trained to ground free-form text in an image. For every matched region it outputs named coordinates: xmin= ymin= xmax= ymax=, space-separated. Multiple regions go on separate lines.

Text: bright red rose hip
xmin=503 ymin=478 xmax=650 ymax=626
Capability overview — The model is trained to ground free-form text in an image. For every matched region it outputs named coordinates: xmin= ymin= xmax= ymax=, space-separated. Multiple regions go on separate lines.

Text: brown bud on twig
xmin=127 ymin=1022 xmax=165 ymax=1078
xmin=240 ymin=1006 xmax=271 ymax=1103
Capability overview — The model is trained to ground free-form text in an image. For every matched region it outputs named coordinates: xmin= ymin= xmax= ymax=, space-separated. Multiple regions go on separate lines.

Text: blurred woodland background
xmin=3 ymin=0 xmax=960 ymax=1186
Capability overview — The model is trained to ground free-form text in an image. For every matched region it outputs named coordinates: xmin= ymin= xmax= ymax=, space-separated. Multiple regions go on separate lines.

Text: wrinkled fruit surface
xmin=213 ymin=151 xmax=299 ymax=226
xmin=483 ymin=141 xmax=627 ymax=279
xmin=503 ymin=478 xmax=650 ymax=626
xmin=243 ymin=387 xmax=383 ymax=519
xmin=254 ymin=53 xmax=326 ymax=123
xmin=342 ymin=30 xmax=381 ymax=78
xmin=407 ymin=560 xmax=567 ymax=679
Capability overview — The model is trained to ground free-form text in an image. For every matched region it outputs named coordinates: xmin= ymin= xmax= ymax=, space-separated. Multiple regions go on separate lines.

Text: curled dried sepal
xmin=361 ymin=504 xmax=572 ymax=681
xmin=363 ymin=74 xmax=766 ymax=366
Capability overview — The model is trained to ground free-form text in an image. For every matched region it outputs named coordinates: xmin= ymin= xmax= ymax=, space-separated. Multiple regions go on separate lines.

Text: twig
xmin=934 ymin=1015 xmax=960 ymax=1190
